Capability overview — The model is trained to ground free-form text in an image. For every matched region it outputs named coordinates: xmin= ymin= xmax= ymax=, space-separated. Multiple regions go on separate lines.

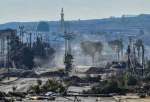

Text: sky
xmin=0 ymin=0 xmax=150 ymax=23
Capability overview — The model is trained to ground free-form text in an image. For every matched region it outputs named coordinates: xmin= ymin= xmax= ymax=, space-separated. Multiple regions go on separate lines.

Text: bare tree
xmin=80 ymin=41 xmax=103 ymax=65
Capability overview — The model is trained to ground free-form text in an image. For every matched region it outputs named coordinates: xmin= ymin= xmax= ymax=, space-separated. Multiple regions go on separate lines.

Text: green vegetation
xmin=42 ymin=79 xmax=65 ymax=93
xmin=10 ymin=36 xmax=34 ymax=69
xmin=9 ymin=35 xmax=55 ymax=69
xmin=64 ymin=54 xmax=73 ymax=73
xmin=32 ymin=37 xmax=55 ymax=59
xmin=28 ymin=79 xmax=65 ymax=94
xmin=83 ymin=74 xmax=140 ymax=94
xmin=127 ymin=75 xmax=138 ymax=86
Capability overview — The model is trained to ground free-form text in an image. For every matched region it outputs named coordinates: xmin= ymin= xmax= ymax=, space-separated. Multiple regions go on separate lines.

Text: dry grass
xmin=114 ymin=96 xmax=150 ymax=102
xmin=125 ymin=98 xmax=150 ymax=102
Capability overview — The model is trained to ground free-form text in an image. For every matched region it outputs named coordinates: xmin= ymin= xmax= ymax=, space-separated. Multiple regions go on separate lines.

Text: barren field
xmin=16 ymin=97 xmax=116 ymax=102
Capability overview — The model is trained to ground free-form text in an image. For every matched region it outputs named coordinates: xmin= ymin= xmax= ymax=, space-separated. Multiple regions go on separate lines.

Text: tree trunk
xmin=117 ymin=50 xmax=120 ymax=62
xmin=92 ymin=55 xmax=95 ymax=66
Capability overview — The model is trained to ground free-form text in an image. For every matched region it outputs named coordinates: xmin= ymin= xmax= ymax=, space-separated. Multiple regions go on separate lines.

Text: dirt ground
xmin=16 ymin=97 xmax=116 ymax=102
xmin=114 ymin=96 xmax=150 ymax=102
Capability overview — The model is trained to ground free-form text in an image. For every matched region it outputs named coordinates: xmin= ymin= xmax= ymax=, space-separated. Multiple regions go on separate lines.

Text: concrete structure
xmin=0 ymin=29 xmax=16 ymax=68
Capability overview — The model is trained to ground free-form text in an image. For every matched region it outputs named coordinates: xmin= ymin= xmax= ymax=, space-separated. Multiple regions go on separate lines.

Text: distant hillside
xmin=0 ymin=14 xmax=150 ymax=32
xmin=1 ymin=14 xmax=150 ymax=64
xmin=0 ymin=14 xmax=150 ymax=44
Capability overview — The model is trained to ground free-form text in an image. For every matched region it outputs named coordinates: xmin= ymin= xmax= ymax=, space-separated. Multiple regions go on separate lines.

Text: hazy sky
xmin=0 ymin=0 xmax=150 ymax=23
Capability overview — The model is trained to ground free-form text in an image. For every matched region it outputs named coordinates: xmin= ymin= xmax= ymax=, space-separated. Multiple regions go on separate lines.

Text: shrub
xmin=41 ymin=79 xmax=65 ymax=93
xmin=127 ymin=75 xmax=138 ymax=86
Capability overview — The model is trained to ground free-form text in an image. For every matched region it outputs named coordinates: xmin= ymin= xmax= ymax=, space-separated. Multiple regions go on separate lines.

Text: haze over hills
xmin=0 ymin=14 xmax=150 ymax=32
xmin=1 ymin=1 xmax=150 ymax=100
xmin=1 ymin=14 xmax=150 ymax=47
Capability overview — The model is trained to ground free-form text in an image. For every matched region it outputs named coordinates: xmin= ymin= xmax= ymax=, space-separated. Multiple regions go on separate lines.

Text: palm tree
xmin=80 ymin=41 xmax=103 ymax=66
xmin=108 ymin=39 xmax=123 ymax=61
xmin=135 ymin=39 xmax=145 ymax=76
xmin=142 ymin=45 xmax=144 ymax=63
xmin=135 ymin=39 xmax=143 ymax=59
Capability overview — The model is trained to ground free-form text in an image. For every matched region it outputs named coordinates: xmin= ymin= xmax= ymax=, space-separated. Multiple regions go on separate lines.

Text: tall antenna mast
xmin=60 ymin=8 xmax=73 ymax=76
xmin=61 ymin=8 xmax=65 ymax=32
xmin=61 ymin=8 xmax=66 ymax=55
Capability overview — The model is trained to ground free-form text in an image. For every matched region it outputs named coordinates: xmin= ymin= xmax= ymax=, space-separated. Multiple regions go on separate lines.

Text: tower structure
xmin=61 ymin=8 xmax=65 ymax=32
xmin=60 ymin=8 xmax=73 ymax=75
